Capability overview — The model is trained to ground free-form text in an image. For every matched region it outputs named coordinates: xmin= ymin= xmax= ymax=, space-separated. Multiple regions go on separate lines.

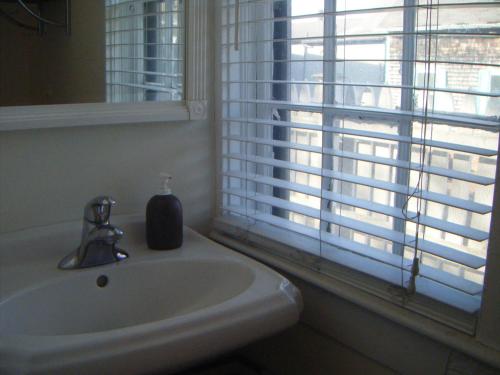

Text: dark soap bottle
xmin=146 ymin=175 xmax=183 ymax=250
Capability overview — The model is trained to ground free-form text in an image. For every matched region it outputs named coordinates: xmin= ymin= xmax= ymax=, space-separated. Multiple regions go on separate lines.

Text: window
xmin=217 ymin=0 xmax=500 ymax=322
xmin=105 ymin=0 xmax=184 ymax=103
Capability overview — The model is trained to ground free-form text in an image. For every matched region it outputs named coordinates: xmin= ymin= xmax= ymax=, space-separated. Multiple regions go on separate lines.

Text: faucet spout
xmin=81 ymin=196 xmax=116 ymax=244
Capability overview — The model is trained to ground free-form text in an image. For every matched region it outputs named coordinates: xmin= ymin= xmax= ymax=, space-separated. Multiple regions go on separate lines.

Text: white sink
xmin=0 ymin=215 xmax=302 ymax=375
xmin=1 ymin=259 xmax=255 ymax=336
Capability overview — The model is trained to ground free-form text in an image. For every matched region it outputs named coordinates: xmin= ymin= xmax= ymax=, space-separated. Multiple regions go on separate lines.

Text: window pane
xmin=333 ymin=4 xmax=404 ymax=110
xmin=337 ymin=0 xmax=402 ymax=12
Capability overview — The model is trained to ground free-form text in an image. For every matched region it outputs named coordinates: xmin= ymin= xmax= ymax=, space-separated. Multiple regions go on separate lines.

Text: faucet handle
xmin=87 ymin=225 xmax=124 ymax=245
xmin=75 ymin=225 xmax=127 ymax=268
xmin=84 ymin=196 xmax=116 ymax=225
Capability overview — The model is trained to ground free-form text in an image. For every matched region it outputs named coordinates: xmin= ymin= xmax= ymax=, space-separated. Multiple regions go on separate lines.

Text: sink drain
xmin=96 ymin=275 xmax=109 ymax=288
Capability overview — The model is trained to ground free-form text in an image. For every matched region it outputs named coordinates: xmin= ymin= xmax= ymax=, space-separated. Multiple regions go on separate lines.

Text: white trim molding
xmin=477 ymin=136 xmax=500 ymax=351
xmin=0 ymin=102 xmax=190 ymax=132
xmin=187 ymin=100 xmax=208 ymax=120
xmin=186 ymin=0 xmax=209 ymax=120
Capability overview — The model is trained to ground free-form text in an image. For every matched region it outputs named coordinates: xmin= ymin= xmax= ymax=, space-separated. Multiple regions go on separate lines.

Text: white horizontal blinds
xmin=219 ymin=0 xmax=500 ymax=313
xmin=105 ymin=0 xmax=184 ymax=103
xmin=400 ymin=0 xmax=499 ymax=308
xmin=222 ymin=0 xmax=325 ymax=257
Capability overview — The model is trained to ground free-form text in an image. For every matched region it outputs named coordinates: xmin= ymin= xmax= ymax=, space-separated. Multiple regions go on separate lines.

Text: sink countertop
xmin=0 ymin=215 xmax=269 ymax=298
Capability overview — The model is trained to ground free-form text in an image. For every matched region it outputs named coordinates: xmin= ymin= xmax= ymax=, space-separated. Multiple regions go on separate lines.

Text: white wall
xmin=0 ymin=119 xmax=214 ymax=235
xmin=240 ymin=323 xmax=397 ymax=375
xmin=238 ymin=273 xmax=499 ymax=375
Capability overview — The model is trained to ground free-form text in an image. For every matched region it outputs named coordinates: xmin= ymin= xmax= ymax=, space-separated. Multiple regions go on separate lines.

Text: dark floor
xmin=173 ymin=356 xmax=269 ymax=375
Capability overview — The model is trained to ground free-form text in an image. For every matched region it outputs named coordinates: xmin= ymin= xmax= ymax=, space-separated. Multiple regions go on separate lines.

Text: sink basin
xmin=1 ymin=259 xmax=255 ymax=336
xmin=0 ymin=215 xmax=302 ymax=375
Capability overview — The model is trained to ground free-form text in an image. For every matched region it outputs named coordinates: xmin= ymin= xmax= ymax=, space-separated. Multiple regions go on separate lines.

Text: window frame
xmin=0 ymin=0 xmax=209 ymax=132
xmin=214 ymin=0 xmax=500 ymax=360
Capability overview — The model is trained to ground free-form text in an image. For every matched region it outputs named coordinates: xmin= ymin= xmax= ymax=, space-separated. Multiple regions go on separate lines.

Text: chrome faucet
xmin=58 ymin=196 xmax=129 ymax=270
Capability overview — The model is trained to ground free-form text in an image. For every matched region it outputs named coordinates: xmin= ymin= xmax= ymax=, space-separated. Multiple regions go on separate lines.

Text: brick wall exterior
xmin=387 ymin=35 xmax=500 ymax=115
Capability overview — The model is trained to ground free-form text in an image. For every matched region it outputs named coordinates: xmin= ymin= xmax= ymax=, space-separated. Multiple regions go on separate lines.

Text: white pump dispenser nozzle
xmin=160 ymin=172 xmax=172 ymax=195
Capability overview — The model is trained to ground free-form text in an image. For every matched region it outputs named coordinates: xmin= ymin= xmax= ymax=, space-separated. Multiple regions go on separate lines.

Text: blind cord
xmin=404 ymin=0 xmax=436 ymax=296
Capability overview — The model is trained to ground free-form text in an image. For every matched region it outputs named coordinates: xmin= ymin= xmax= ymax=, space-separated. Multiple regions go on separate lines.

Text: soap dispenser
xmin=146 ymin=173 xmax=183 ymax=250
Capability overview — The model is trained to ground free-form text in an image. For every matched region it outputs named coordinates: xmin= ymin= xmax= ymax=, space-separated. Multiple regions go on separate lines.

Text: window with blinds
xmin=218 ymin=0 xmax=500 ymax=316
xmin=105 ymin=0 xmax=184 ymax=103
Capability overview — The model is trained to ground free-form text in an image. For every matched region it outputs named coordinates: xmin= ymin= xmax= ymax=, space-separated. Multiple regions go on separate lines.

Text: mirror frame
xmin=0 ymin=0 xmax=208 ymax=131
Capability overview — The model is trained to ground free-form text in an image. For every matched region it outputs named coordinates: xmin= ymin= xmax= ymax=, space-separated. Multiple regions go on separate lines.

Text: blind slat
xmin=221 ymin=59 xmax=500 ymax=69
xmin=223 ymin=170 xmax=492 ymax=214
xmin=223 ymin=117 xmax=498 ymax=156
xmin=218 ymin=210 xmax=483 ymax=295
xmin=223 ymin=187 xmax=489 ymax=242
xmin=223 ymin=136 xmax=496 ymax=185
xmin=223 ymin=153 xmax=494 ymax=213
xmin=225 ymin=169 xmax=489 ymax=239
xmin=223 ymin=80 xmax=500 ymax=98
xmin=221 ymin=1 xmax=499 ymax=14
xmin=220 ymin=31 xmax=500 ymax=48
xmin=222 ymin=99 xmax=500 ymax=129
xmin=222 ymin=189 xmax=486 ymax=268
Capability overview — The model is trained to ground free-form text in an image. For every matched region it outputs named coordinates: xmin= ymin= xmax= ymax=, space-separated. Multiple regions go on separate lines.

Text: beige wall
xmin=0 ymin=0 xmax=105 ymax=106
xmin=39 ymin=0 xmax=106 ymax=104
xmin=0 ymin=4 xmax=42 ymax=106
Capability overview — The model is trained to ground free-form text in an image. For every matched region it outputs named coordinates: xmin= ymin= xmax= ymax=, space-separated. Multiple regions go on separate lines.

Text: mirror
xmin=0 ymin=0 xmax=184 ymax=107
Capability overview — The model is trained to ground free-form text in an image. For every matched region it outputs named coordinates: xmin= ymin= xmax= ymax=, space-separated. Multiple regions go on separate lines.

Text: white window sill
xmin=0 ymin=101 xmax=199 ymax=132
xmin=210 ymin=223 xmax=500 ymax=369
